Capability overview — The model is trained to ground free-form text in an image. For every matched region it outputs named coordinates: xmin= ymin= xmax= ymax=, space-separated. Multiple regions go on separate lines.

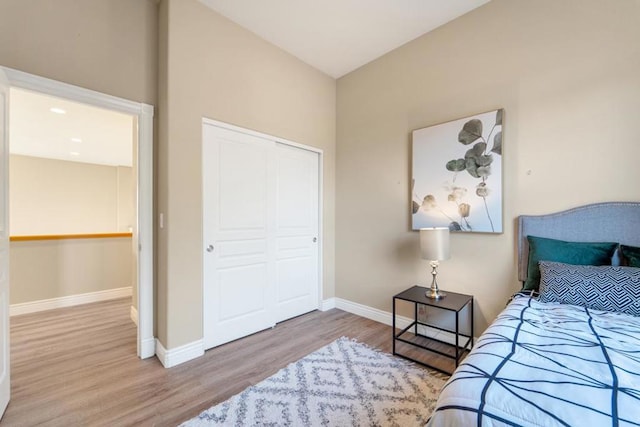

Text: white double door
xmin=203 ymin=123 xmax=320 ymax=349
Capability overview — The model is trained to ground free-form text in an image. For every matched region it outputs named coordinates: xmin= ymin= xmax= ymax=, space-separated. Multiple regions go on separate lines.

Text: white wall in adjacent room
xmin=9 ymin=155 xmax=133 ymax=235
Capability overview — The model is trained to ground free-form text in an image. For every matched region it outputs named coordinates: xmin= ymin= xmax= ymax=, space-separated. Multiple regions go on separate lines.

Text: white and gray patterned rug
xmin=181 ymin=337 xmax=447 ymax=426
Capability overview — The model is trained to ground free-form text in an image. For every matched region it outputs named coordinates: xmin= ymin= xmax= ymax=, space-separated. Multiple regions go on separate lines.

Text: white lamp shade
xmin=420 ymin=227 xmax=450 ymax=261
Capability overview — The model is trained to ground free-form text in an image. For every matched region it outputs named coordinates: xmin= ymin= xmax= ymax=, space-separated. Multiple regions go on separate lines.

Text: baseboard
xmin=151 ymin=296 xmax=471 ymax=368
xmin=334 ymin=298 xmax=411 ymax=329
xmin=155 ymin=338 xmax=204 ymax=368
xmin=130 ymin=305 xmax=139 ymax=326
xmin=140 ymin=337 xmax=156 ymax=359
xmin=10 ymin=287 xmax=133 ymax=316
xmin=334 ymin=297 xmax=476 ymax=346
xmin=321 ymin=297 xmax=336 ymax=311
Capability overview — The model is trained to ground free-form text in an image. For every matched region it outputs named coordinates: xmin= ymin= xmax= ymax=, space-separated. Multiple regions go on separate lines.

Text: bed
xmin=426 ymin=202 xmax=640 ymax=426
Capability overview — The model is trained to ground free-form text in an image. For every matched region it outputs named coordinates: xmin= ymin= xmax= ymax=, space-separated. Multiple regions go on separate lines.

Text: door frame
xmin=201 ymin=117 xmax=324 ymax=331
xmin=2 ymin=67 xmax=155 ymax=359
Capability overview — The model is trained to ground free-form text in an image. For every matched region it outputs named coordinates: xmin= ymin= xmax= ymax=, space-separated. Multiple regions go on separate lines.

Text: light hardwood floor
xmin=3 ymin=297 xmax=400 ymax=426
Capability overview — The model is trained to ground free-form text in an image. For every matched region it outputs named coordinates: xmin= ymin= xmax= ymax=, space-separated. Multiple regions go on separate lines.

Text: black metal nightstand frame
xmin=392 ymin=285 xmax=473 ymax=375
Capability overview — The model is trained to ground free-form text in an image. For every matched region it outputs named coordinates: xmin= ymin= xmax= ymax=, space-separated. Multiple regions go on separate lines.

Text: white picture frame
xmin=412 ymin=109 xmax=503 ymax=233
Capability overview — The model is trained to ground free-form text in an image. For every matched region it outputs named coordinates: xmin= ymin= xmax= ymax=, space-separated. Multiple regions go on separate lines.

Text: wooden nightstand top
xmin=393 ymin=286 xmax=472 ymax=312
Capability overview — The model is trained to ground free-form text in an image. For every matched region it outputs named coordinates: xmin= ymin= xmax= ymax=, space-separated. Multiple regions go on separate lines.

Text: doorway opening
xmin=2 ymin=66 xmax=154 ymax=359
xmin=9 ymin=87 xmax=137 ymax=323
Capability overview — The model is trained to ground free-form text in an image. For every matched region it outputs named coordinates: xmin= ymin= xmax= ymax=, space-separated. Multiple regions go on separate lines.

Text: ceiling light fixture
xmin=69 ymin=151 xmax=80 ymax=156
xmin=71 ymin=138 xmax=82 ymax=143
xmin=50 ymin=107 xmax=66 ymax=114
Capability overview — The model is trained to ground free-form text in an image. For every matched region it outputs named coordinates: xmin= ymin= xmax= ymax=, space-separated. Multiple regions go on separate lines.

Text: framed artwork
xmin=412 ymin=109 xmax=503 ymax=233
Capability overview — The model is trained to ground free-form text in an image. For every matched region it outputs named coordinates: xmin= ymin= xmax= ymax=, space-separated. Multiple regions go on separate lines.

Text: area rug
xmin=181 ymin=337 xmax=448 ymax=426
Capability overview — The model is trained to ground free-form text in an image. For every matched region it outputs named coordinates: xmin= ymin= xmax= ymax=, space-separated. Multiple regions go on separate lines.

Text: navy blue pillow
xmin=539 ymin=261 xmax=640 ymax=317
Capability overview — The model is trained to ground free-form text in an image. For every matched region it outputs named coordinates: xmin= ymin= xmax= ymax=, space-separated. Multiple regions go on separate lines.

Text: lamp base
xmin=425 ymin=288 xmax=446 ymax=300
xmin=426 ymin=260 xmax=446 ymax=300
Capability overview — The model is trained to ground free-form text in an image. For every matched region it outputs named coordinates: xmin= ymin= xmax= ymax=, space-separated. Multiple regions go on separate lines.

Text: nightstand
xmin=392 ymin=285 xmax=473 ymax=374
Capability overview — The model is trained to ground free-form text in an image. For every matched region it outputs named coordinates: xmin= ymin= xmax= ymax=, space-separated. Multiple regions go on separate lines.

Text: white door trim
xmin=201 ymin=117 xmax=325 ymax=317
xmin=0 ymin=65 xmax=11 ymax=418
xmin=202 ymin=118 xmax=324 ymax=154
xmin=2 ymin=66 xmax=155 ymax=359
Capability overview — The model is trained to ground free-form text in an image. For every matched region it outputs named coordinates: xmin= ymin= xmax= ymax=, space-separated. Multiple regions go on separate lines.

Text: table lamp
xmin=420 ymin=227 xmax=450 ymax=300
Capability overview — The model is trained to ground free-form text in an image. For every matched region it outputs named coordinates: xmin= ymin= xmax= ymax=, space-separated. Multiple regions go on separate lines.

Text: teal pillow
xmin=523 ymin=236 xmax=617 ymax=291
xmin=621 ymin=245 xmax=640 ymax=268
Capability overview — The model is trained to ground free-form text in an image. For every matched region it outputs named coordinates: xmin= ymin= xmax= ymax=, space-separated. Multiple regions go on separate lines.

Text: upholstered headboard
xmin=517 ymin=202 xmax=640 ymax=282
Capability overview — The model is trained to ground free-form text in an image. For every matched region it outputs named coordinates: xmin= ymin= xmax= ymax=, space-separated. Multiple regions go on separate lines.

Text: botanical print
xmin=412 ymin=109 xmax=503 ymax=233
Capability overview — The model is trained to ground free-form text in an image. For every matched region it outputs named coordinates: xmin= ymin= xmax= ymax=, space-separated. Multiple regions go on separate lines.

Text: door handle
xmin=312 ymin=237 xmax=317 ymax=243
xmin=206 ymin=244 xmax=214 ymax=252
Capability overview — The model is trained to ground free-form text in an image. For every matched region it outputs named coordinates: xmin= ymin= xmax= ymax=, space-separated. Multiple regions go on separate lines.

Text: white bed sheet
xmin=427 ymin=295 xmax=640 ymax=426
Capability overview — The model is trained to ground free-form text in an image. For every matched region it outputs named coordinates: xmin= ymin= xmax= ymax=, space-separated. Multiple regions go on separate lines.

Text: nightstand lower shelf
xmin=394 ymin=321 xmax=472 ymax=374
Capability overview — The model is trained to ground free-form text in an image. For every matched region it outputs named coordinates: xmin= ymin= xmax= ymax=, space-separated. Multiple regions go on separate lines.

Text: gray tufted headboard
xmin=517 ymin=202 xmax=640 ymax=282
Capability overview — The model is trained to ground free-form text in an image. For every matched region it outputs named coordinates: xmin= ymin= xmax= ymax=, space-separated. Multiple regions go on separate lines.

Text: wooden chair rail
xmin=10 ymin=232 xmax=133 ymax=242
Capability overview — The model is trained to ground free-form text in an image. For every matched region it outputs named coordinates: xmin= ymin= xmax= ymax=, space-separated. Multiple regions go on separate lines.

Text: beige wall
xmin=0 ymin=0 xmax=158 ymax=105
xmin=10 ymin=237 xmax=132 ymax=304
xmin=7 ymin=0 xmax=635 ymax=353
xmin=336 ymin=0 xmax=640 ymax=334
xmin=10 ymin=155 xmax=133 ymax=235
xmin=157 ymin=0 xmax=336 ymax=348
xmin=0 ymin=0 xmax=155 ymax=312
xmin=157 ymin=0 xmax=169 ymax=343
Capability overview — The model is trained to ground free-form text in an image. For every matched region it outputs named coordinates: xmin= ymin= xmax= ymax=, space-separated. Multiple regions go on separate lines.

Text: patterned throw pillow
xmin=539 ymin=261 xmax=640 ymax=317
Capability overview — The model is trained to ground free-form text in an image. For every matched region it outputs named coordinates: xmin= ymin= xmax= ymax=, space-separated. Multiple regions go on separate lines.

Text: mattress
xmin=427 ymin=294 xmax=640 ymax=426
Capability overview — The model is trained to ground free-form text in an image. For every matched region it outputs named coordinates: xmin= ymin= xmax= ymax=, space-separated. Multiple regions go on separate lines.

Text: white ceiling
xmin=9 ymin=88 xmax=134 ymax=167
xmin=199 ymin=0 xmax=490 ymax=78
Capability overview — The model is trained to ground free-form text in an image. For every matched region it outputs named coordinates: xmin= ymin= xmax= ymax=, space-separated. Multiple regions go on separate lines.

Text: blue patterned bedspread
xmin=427 ymin=295 xmax=640 ymax=426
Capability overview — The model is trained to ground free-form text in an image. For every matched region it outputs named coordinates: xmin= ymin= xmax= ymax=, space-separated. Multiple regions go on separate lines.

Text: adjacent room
xmin=0 ymin=0 xmax=638 ymax=425
xmin=9 ymin=88 xmax=137 ymax=317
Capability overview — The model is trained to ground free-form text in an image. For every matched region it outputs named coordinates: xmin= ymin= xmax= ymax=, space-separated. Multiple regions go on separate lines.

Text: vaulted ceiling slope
xmin=198 ymin=0 xmax=490 ymax=78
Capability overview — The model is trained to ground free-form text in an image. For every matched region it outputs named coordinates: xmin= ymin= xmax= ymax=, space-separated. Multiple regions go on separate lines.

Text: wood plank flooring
xmin=2 ymin=297 xmax=424 ymax=426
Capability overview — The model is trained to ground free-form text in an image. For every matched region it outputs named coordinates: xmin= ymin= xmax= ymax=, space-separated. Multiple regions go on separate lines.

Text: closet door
xmin=274 ymin=144 xmax=319 ymax=322
xmin=202 ymin=125 xmax=276 ymax=350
